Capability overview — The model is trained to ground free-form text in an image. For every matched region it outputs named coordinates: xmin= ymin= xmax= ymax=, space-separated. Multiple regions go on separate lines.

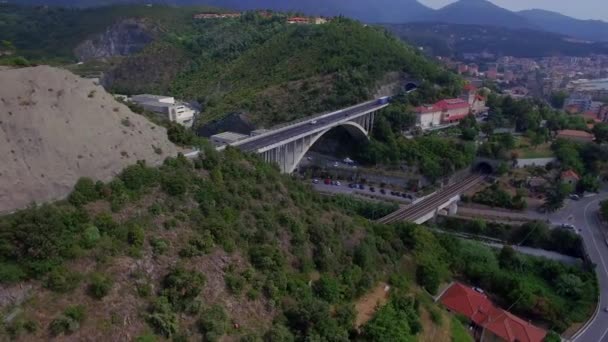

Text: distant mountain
xmin=519 ymin=9 xmax=608 ymax=42
xmin=420 ymin=0 xmax=535 ymax=29
xmin=384 ymin=22 xmax=608 ymax=58
xmin=11 ymin=0 xmax=608 ymax=42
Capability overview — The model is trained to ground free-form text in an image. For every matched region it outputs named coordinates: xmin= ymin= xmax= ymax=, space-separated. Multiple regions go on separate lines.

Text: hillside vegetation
xmin=109 ymin=13 xmax=457 ymax=127
xmin=0 ymin=145 xmax=595 ymax=340
xmin=1 ymin=4 xmax=458 ymax=127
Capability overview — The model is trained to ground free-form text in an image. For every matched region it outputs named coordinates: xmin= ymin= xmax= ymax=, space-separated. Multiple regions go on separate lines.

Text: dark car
xmin=358 ymin=184 xmax=365 ymax=190
xmin=370 ymin=187 xmax=376 ymax=192
xmin=380 ymin=189 xmax=386 ymax=195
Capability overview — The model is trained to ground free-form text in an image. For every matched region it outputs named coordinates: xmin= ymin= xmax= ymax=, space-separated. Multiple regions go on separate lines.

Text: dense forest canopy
xmin=0 ymin=4 xmax=458 ymax=127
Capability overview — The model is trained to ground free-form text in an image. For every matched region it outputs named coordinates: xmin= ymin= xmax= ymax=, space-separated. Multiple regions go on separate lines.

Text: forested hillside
xmin=0 ymin=146 xmax=594 ymax=340
xmin=0 ymin=4 xmax=457 ymax=127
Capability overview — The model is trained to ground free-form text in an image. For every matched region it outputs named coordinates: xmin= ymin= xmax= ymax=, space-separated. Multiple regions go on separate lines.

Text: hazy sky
xmin=419 ymin=0 xmax=608 ymax=21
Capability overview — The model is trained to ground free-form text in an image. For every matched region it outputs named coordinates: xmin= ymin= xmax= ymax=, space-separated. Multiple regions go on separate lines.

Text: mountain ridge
xmin=10 ymin=0 xmax=608 ymax=41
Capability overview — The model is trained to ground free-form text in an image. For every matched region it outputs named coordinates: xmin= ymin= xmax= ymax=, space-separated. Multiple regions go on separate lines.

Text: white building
xmin=415 ymin=104 xmax=443 ymax=130
xmin=130 ymin=94 xmax=196 ymax=128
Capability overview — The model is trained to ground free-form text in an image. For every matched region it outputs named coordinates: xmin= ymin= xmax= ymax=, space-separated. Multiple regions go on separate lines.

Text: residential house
xmin=440 ymin=283 xmax=547 ymax=342
xmin=314 ymin=17 xmax=329 ymax=25
xmin=193 ymin=13 xmax=241 ymax=19
xmin=556 ymin=129 xmax=594 ymax=143
xmin=287 ymin=17 xmax=310 ymax=24
xmin=561 ymin=170 xmax=580 ymax=186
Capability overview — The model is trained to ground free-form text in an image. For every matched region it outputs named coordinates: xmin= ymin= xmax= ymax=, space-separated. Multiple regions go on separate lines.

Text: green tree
xmin=601 ymin=200 xmax=608 ymax=219
xmin=550 ymin=91 xmax=567 ymax=109
xmin=314 ymin=276 xmax=341 ymax=303
xmin=592 ymin=123 xmax=608 ymax=143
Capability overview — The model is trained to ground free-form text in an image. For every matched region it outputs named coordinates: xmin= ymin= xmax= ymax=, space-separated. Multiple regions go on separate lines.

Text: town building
xmin=287 ymin=17 xmax=310 ymax=24
xmin=193 ymin=13 xmax=241 ymax=19
xmin=556 ymin=129 xmax=595 ymax=143
xmin=210 ymin=132 xmax=248 ymax=146
xmin=561 ymin=170 xmax=580 ymax=187
xmin=461 ymin=84 xmax=488 ymax=115
xmin=440 ymin=283 xmax=547 ymax=342
xmin=130 ymin=94 xmax=196 ymax=127
xmin=415 ymin=86 xmax=486 ymax=131
xmin=564 ymin=93 xmax=593 ymax=112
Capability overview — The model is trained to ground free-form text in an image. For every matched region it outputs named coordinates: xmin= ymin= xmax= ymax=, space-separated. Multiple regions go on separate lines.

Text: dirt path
xmin=354 ymin=282 xmax=390 ymax=328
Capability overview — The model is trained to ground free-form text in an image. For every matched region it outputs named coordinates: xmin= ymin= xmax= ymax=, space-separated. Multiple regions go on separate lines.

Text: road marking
xmin=574 ymin=199 xmax=608 ymax=341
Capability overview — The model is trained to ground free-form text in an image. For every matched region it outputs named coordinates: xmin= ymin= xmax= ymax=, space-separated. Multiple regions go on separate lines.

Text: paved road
xmin=235 ymin=101 xmax=386 ymax=152
xmin=311 ymin=182 xmax=414 ymax=204
xmin=556 ymin=193 xmax=608 ymax=342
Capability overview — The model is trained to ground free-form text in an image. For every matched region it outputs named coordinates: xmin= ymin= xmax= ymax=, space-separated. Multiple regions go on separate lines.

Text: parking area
xmin=311 ymin=179 xmax=416 ymax=204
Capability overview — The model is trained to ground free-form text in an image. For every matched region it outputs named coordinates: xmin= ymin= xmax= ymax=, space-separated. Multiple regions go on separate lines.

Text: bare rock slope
xmin=0 ymin=66 xmax=178 ymax=213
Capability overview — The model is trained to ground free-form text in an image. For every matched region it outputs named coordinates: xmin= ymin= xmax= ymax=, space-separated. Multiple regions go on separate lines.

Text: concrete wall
xmin=419 ymin=111 xmax=443 ymax=129
xmin=515 ymin=157 xmax=556 ymax=168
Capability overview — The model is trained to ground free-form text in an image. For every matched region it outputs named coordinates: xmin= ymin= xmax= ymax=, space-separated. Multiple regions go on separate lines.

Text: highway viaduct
xmin=223 ymin=98 xmax=390 ymax=173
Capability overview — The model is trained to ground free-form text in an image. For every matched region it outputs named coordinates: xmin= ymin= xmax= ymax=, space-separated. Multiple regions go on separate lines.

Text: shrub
xmin=81 ymin=224 xmax=101 ymax=249
xmin=88 ymin=273 xmax=113 ymax=299
xmin=150 ymin=237 xmax=169 ymax=255
xmin=120 ymin=161 xmax=160 ymax=191
xmin=50 ymin=305 xmax=85 ymax=336
xmin=161 ymin=173 xmax=188 ymax=196
xmin=44 ymin=267 xmax=81 ymax=293
xmin=0 ymin=262 xmax=26 ymax=283
xmin=162 ymin=267 xmax=206 ymax=310
xmin=127 ymin=224 xmax=145 ymax=247
xmin=199 ymin=305 xmax=229 ymax=342
xmin=179 ymin=233 xmax=214 ymax=257
xmin=225 ymin=273 xmax=245 ymax=295
xmin=147 ymin=296 xmax=178 ymax=338
xmin=68 ymin=177 xmax=99 ymax=206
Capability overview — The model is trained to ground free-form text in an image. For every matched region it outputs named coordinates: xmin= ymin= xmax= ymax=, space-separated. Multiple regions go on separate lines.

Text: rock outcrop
xmin=74 ymin=18 xmax=157 ymax=62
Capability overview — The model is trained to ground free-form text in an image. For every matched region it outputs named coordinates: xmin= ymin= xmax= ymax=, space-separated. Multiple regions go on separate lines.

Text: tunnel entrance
xmin=473 ymin=162 xmax=494 ymax=174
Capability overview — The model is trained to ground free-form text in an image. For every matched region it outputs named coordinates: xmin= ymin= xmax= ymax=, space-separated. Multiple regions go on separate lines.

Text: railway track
xmin=377 ymin=174 xmax=485 ymax=224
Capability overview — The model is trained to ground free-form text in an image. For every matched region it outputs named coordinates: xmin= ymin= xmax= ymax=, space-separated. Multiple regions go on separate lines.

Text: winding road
xmin=553 ymin=194 xmax=608 ymax=342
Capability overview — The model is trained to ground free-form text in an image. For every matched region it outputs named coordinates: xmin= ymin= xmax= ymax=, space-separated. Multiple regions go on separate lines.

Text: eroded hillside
xmin=0 ymin=66 xmax=178 ymax=213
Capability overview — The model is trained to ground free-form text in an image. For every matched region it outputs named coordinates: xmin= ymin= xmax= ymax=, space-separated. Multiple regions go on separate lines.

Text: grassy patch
xmin=450 ymin=316 xmax=473 ymax=342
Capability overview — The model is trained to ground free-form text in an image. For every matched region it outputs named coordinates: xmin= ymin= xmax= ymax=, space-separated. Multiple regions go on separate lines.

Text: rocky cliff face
xmin=74 ymin=18 xmax=157 ymax=62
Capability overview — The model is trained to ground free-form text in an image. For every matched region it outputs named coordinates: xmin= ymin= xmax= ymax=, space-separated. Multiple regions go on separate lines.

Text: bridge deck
xmin=234 ymin=101 xmax=386 ymax=153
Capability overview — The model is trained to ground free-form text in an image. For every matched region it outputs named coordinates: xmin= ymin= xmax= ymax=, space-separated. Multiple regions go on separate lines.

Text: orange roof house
xmin=440 ymin=283 xmax=547 ymax=342
xmin=556 ymin=129 xmax=594 ymax=143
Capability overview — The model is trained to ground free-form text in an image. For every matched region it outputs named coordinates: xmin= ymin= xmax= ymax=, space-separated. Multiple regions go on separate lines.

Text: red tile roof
xmin=463 ymin=84 xmax=477 ymax=92
xmin=557 ymin=129 xmax=594 ymax=140
xmin=437 ymin=98 xmax=470 ymax=110
xmin=440 ymin=283 xmax=547 ymax=342
xmin=582 ymin=111 xmax=602 ymax=123
xmin=415 ymin=104 xmax=443 ymax=114
xmin=561 ymin=169 xmax=580 ymax=181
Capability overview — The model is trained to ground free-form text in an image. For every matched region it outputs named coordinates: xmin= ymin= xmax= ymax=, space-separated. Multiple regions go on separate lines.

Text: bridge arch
xmin=287 ymin=121 xmax=369 ymax=173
